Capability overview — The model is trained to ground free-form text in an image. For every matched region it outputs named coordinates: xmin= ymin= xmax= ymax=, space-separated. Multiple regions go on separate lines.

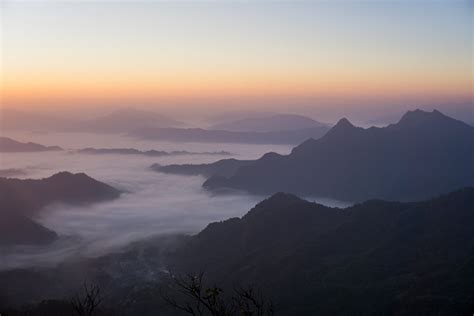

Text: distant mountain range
xmin=75 ymin=108 xmax=184 ymax=133
xmin=76 ymin=147 xmax=231 ymax=157
xmin=0 ymin=137 xmax=62 ymax=152
xmin=210 ymin=114 xmax=328 ymax=132
xmin=168 ymin=187 xmax=474 ymax=315
xmin=0 ymin=109 xmax=74 ymax=132
xmin=2 ymin=108 xmax=331 ymax=143
xmin=205 ymin=110 xmax=276 ymax=125
xmin=0 ymin=108 xmax=184 ymax=134
xmin=0 ymin=172 xmax=121 ymax=246
xmin=131 ymin=126 xmax=329 ymax=145
xmin=157 ymin=109 xmax=474 ymax=202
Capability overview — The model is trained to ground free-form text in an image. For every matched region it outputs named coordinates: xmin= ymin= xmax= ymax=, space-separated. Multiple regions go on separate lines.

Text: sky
xmin=0 ymin=0 xmax=472 ymax=118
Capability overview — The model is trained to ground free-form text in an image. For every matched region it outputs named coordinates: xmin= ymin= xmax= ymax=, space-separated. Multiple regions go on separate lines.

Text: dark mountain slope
xmin=203 ymin=109 xmax=474 ymax=201
xmin=0 ymin=211 xmax=57 ymax=246
xmin=168 ymin=187 xmax=474 ymax=315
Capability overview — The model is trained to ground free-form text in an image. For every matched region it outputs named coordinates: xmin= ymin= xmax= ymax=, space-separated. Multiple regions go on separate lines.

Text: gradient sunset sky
xmin=1 ymin=0 xmax=472 ymax=116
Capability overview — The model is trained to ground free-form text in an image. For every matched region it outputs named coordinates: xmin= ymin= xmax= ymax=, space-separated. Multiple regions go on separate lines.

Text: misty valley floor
xmin=0 ymin=132 xmax=310 ymax=270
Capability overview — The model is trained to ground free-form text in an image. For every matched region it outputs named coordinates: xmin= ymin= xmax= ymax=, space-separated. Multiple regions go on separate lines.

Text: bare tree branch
xmin=70 ymin=281 xmax=103 ymax=316
xmin=160 ymin=271 xmax=274 ymax=316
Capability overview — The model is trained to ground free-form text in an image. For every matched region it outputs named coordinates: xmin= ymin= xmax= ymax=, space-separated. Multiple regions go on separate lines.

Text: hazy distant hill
xmin=152 ymin=158 xmax=253 ymax=177
xmin=0 ymin=172 xmax=121 ymax=246
xmin=169 ymin=187 xmax=474 ymax=315
xmin=77 ymin=147 xmax=231 ymax=157
xmin=0 ymin=108 xmax=184 ymax=134
xmin=210 ymin=114 xmax=328 ymax=132
xmin=0 ymin=168 xmax=27 ymax=178
xmin=0 ymin=109 xmax=75 ymax=132
xmin=131 ymin=125 xmax=329 ymax=145
xmin=80 ymin=108 xmax=184 ymax=133
xmin=202 ymin=110 xmax=474 ymax=201
xmin=0 ymin=137 xmax=62 ymax=152
xmin=206 ymin=110 xmax=276 ymax=125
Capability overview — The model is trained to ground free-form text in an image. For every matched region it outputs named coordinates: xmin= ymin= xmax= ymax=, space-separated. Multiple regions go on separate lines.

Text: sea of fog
xmin=0 ymin=131 xmax=350 ymax=270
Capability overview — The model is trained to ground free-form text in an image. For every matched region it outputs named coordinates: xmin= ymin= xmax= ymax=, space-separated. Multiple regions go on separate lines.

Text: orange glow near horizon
xmin=2 ymin=68 xmax=471 ymax=110
xmin=1 ymin=1 xmax=472 ymax=111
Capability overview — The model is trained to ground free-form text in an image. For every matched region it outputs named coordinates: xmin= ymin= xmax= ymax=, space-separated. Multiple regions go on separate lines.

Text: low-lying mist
xmin=0 ymin=131 xmax=349 ymax=271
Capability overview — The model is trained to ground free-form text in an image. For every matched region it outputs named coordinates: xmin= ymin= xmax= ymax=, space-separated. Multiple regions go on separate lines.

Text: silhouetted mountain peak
xmin=252 ymin=192 xmax=306 ymax=210
xmin=321 ymin=117 xmax=359 ymax=139
xmin=397 ymin=109 xmax=452 ymax=126
xmin=334 ymin=117 xmax=355 ymax=129
xmin=266 ymin=192 xmax=302 ymax=203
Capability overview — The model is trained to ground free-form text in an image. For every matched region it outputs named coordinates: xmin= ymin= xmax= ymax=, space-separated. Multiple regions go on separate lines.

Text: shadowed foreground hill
xmin=0 ymin=172 xmax=121 ymax=246
xmin=169 ymin=187 xmax=474 ymax=315
xmin=196 ymin=109 xmax=474 ymax=201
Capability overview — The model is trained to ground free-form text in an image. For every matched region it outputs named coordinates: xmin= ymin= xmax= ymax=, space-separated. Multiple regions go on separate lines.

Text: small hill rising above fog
xmin=0 ymin=137 xmax=62 ymax=152
xmin=0 ymin=172 xmax=121 ymax=216
xmin=0 ymin=172 xmax=121 ymax=246
xmin=169 ymin=187 xmax=474 ymax=315
xmin=152 ymin=158 xmax=253 ymax=177
xmin=210 ymin=114 xmax=328 ymax=132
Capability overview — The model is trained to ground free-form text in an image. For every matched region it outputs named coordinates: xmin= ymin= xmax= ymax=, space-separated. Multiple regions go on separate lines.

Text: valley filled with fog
xmin=0 ymin=131 xmax=349 ymax=270
xmin=2 ymin=0 xmax=473 ymax=313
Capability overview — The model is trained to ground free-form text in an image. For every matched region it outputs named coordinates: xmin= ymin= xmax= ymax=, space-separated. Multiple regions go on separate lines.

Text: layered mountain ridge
xmin=198 ymin=109 xmax=474 ymax=201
